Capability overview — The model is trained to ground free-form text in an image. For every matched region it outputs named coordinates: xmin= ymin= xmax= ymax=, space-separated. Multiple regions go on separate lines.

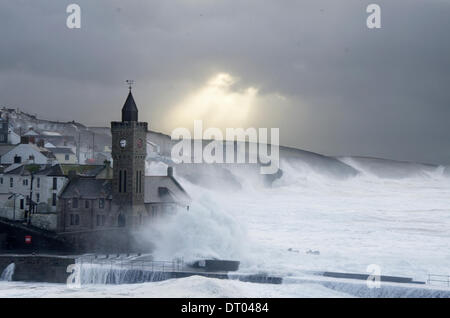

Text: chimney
xmin=167 ymin=166 xmax=173 ymax=177
xmin=20 ymin=136 xmax=29 ymax=144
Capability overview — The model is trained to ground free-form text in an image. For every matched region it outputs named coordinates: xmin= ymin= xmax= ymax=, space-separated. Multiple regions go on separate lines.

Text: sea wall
xmin=0 ymin=255 xmax=76 ymax=283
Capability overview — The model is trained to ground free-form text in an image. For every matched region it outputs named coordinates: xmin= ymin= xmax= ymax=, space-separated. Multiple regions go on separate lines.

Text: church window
xmin=123 ymin=170 xmax=127 ymax=193
xmin=99 ymin=198 xmax=105 ymax=209
xmin=119 ymin=170 xmax=122 ymax=192
xmin=73 ymin=198 xmax=78 ymax=208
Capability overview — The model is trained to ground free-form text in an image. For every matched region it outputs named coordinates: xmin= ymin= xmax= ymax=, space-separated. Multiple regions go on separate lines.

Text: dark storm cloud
xmin=0 ymin=0 xmax=449 ymax=164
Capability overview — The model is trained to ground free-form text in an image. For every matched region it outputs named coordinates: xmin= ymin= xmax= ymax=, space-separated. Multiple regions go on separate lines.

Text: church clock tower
xmin=111 ymin=83 xmax=147 ymax=227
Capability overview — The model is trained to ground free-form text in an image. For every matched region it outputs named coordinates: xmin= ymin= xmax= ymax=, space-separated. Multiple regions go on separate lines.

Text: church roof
xmin=122 ymin=91 xmax=138 ymax=122
xmin=60 ymin=178 xmax=112 ymax=199
xmin=144 ymin=176 xmax=190 ymax=205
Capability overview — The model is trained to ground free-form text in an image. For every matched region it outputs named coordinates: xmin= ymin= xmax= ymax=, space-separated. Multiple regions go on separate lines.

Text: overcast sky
xmin=0 ymin=0 xmax=449 ymax=164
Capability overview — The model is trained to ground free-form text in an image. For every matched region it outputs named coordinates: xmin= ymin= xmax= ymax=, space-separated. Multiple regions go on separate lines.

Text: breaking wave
xmin=143 ymin=148 xmax=450 ymax=281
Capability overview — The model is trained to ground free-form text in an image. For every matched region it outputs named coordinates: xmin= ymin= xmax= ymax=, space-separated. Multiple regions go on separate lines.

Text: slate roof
xmin=60 ymin=164 xmax=109 ymax=177
xmin=59 ymin=175 xmax=190 ymax=206
xmin=122 ymin=91 xmax=138 ymax=122
xmin=144 ymin=176 xmax=190 ymax=204
xmin=0 ymin=145 xmax=16 ymax=156
xmin=60 ymin=178 xmax=112 ymax=200
xmin=3 ymin=164 xmax=64 ymax=176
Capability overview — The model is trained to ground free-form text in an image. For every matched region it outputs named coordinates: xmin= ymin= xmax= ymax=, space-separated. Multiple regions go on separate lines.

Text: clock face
xmin=120 ymin=139 xmax=127 ymax=148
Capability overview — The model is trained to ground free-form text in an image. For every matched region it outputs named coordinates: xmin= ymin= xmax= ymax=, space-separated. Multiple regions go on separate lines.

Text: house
xmin=49 ymin=147 xmax=78 ymax=164
xmin=58 ymin=166 xmax=189 ymax=232
xmin=7 ymin=127 xmax=20 ymax=145
xmin=23 ymin=128 xmax=39 ymax=136
xmin=0 ymin=141 xmax=56 ymax=165
xmin=0 ymin=118 xmax=20 ymax=145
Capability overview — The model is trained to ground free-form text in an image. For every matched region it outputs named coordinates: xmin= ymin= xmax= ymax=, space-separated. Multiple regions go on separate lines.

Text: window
xmin=123 ymin=170 xmax=127 ymax=193
xmin=96 ymin=215 xmax=105 ymax=226
xmin=85 ymin=200 xmax=89 ymax=209
xmin=99 ymin=198 xmax=105 ymax=209
xmin=52 ymin=178 xmax=57 ymax=190
xmin=20 ymin=199 xmax=24 ymax=210
xmin=152 ymin=206 xmax=157 ymax=218
xmin=0 ymin=135 xmax=5 ymax=142
xmin=29 ymin=155 xmax=34 ymax=161
xmin=72 ymin=198 xmax=78 ymax=208
xmin=70 ymin=214 xmax=79 ymax=226
xmin=136 ymin=171 xmax=139 ymax=193
xmin=119 ymin=170 xmax=122 ymax=193
xmin=10 ymin=178 xmax=13 ymax=188
xmin=14 ymin=155 xmax=21 ymax=164
xmin=37 ymin=178 xmax=40 ymax=188
xmin=0 ymin=177 xmax=3 ymax=185
xmin=23 ymin=179 xmax=28 ymax=186
xmin=52 ymin=193 xmax=57 ymax=206
xmin=36 ymin=193 xmax=40 ymax=203
xmin=65 ymin=154 xmax=70 ymax=161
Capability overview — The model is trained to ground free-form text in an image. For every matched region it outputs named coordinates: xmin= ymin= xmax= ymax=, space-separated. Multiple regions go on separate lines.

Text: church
xmin=56 ymin=88 xmax=190 ymax=249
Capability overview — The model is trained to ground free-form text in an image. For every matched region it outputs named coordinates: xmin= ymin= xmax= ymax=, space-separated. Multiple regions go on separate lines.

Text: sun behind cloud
xmin=168 ymin=73 xmax=258 ymax=130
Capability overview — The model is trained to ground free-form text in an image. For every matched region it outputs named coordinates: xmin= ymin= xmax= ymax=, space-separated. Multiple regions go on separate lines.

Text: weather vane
xmin=125 ymin=79 xmax=135 ymax=91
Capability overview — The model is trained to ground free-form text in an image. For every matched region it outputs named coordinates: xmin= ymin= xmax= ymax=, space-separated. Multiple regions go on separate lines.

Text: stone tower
xmin=111 ymin=88 xmax=148 ymax=227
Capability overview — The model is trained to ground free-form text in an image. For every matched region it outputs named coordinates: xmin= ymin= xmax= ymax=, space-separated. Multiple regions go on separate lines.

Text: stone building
xmin=57 ymin=89 xmax=190 ymax=238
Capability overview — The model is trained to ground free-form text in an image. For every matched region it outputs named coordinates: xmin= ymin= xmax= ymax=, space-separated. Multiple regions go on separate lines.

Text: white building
xmin=0 ymin=164 xmax=68 ymax=222
xmin=7 ymin=126 xmax=20 ymax=145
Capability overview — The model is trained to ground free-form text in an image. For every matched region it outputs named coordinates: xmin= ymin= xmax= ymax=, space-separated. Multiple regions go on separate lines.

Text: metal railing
xmin=427 ymin=274 xmax=450 ymax=287
xmin=77 ymin=255 xmax=185 ymax=273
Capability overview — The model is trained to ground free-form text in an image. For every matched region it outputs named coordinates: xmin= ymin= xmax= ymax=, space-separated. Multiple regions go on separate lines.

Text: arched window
xmin=119 ymin=170 xmax=122 ymax=193
xmin=123 ymin=170 xmax=127 ymax=193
